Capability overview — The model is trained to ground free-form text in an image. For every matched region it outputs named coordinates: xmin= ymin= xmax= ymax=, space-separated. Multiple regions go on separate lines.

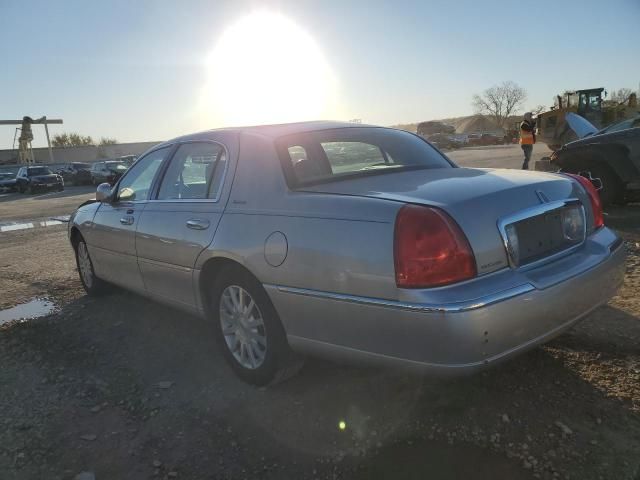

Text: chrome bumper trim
xmin=269 ymin=283 xmax=535 ymax=314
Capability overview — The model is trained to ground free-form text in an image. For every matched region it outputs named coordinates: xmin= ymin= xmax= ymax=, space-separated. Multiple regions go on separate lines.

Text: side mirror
xmin=96 ymin=183 xmax=113 ymax=202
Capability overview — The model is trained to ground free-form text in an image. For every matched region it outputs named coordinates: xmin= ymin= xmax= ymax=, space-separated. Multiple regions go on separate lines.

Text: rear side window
xmin=277 ymin=127 xmax=452 ymax=187
xmin=157 ymin=142 xmax=226 ymax=200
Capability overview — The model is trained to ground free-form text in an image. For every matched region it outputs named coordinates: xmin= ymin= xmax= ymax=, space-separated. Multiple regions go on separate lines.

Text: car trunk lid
xmin=300 ymin=167 xmax=585 ymax=275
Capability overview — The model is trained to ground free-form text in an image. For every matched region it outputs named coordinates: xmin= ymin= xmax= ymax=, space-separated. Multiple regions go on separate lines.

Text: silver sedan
xmin=68 ymin=122 xmax=625 ymax=385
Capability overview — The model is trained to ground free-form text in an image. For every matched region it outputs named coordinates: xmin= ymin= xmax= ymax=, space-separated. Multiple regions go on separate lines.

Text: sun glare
xmin=201 ymin=11 xmax=336 ymax=126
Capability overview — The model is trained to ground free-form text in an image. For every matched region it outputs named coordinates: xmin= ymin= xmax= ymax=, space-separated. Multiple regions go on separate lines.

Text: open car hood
xmin=566 ymin=113 xmax=598 ymax=139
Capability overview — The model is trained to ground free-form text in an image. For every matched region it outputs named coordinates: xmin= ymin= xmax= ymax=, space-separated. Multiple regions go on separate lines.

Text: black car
xmin=90 ymin=160 xmax=128 ymax=185
xmin=56 ymin=162 xmax=93 ymax=185
xmin=16 ymin=166 xmax=64 ymax=194
xmin=551 ymin=115 xmax=640 ymax=205
xmin=0 ymin=171 xmax=17 ymax=192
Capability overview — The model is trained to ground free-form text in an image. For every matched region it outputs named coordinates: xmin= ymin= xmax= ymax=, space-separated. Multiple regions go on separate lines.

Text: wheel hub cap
xmin=219 ymin=285 xmax=267 ymax=369
xmin=77 ymin=243 xmax=93 ymax=288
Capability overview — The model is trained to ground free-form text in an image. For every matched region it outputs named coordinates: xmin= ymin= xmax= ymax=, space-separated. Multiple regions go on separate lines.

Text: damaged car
xmin=551 ymin=113 xmax=640 ymax=205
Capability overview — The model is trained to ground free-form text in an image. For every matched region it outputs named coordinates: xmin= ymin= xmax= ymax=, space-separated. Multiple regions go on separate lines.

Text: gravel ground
xmin=0 ymin=191 xmax=638 ymax=479
xmin=0 ymin=185 xmax=94 ymax=222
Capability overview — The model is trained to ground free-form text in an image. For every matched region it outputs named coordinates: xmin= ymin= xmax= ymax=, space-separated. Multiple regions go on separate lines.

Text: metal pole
xmin=43 ymin=117 xmax=54 ymax=163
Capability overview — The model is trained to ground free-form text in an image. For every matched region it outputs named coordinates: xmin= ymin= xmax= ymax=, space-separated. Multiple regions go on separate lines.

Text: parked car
xmin=0 ymin=171 xmax=17 ymax=192
xmin=119 ymin=155 xmax=138 ymax=167
xmin=16 ymin=166 xmax=64 ymax=194
xmin=550 ymin=113 xmax=640 ymax=206
xmin=57 ymin=162 xmax=93 ymax=185
xmin=427 ymin=133 xmax=463 ymax=150
xmin=68 ymin=121 xmax=625 ymax=386
xmin=90 ymin=160 xmax=129 ymax=185
xmin=468 ymin=133 xmax=503 ymax=146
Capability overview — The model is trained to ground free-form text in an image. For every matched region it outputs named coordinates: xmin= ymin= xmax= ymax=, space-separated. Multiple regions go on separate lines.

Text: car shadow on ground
xmin=1 ymin=288 xmax=639 ymax=479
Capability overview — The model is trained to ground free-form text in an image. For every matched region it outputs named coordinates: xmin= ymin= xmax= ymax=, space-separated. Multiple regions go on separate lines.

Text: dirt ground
xmin=0 ymin=149 xmax=639 ymax=480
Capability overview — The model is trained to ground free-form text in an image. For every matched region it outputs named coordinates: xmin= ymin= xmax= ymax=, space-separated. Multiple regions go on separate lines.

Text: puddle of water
xmin=0 ymin=298 xmax=57 ymax=325
xmin=0 ymin=217 xmax=66 ymax=233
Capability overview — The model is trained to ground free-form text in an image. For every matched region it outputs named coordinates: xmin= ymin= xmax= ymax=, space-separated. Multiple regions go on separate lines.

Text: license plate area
xmin=498 ymin=199 xmax=586 ymax=269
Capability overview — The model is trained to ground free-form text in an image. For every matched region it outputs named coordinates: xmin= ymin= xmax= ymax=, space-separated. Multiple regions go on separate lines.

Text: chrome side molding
xmin=268 ymin=283 xmax=535 ymax=314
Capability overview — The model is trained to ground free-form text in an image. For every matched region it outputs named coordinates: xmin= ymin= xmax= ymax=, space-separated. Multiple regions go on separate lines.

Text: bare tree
xmin=472 ymin=81 xmax=527 ymax=128
xmin=99 ymin=137 xmax=118 ymax=146
xmin=610 ymin=88 xmax=635 ymax=104
xmin=530 ymin=105 xmax=546 ymax=115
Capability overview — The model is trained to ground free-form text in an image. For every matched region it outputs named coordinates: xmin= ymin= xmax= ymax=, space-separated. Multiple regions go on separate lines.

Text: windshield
xmin=105 ymin=162 xmax=128 ymax=172
xmin=0 ymin=172 xmax=15 ymax=179
xmin=277 ymin=127 xmax=452 ymax=186
xmin=28 ymin=167 xmax=52 ymax=176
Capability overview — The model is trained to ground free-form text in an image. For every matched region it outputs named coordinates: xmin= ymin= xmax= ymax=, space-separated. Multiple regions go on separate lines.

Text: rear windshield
xmin=276 ymin=127 xmax=453 ymax=186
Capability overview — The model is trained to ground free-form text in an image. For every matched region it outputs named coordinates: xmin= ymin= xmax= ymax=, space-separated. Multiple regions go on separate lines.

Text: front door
xmin=86 ymin=146 xmax=172 ymax=292
xmin=136 ymin=138 xmax=236 ymax=307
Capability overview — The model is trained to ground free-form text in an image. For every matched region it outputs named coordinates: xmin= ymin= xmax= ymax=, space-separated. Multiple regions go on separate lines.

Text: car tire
xmin=209 ymin=265 xmax=303 ymax=386
xmin=74 ymin=237 xmax=108 ymax=295
xmin=26 ymin=184 xmax=33 ymax=194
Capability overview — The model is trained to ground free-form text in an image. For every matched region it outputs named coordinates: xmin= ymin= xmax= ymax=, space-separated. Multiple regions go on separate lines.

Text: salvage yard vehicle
xmin=90 ymin=160 xmax=128 ymax=185
xmin=16 ymin=166 xmax=64 ymax=194
xmin=68 ymin=122 xmax=625 ymax=386
xmin=0 ymin=171 xmax=17 ymax=192
xmin=56 ymin=162 xmax=93 ymax=185
xmin=551 ymin=113 xmax=640 ymax=206
xmin=468 ymin=133 xmax=504 ymax=146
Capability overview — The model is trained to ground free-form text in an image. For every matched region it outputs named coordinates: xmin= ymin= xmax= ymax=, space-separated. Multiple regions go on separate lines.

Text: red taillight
xmin=394 ymin=204 xmax=477 ymax=288
xmin=565 ymin=173 xmax=604 ymax=229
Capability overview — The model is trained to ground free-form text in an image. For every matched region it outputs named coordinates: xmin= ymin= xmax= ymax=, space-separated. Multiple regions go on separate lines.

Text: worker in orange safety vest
xmin=519 ymin=112 xmax=536 ymax=170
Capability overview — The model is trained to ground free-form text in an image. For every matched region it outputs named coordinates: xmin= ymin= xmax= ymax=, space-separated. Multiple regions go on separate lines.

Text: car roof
xmin=166 ymin=121 xmax=381 ymax=145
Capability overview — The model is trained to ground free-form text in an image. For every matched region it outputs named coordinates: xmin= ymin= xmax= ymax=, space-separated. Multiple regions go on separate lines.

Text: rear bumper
xmin=265 ymin=227 xmax=625 ymax=374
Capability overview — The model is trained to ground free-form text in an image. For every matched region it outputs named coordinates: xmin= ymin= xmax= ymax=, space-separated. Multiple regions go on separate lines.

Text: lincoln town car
xmin=68 ymin=122 xmax=625 ymax=385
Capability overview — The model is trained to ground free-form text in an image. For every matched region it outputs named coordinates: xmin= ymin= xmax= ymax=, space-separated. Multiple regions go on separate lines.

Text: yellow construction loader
xmin=536 ymin=88 xmax=638 ymax=151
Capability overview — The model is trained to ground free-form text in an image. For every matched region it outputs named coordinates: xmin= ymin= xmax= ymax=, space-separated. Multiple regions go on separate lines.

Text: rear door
xmin=135 ymin=135 xmax=237 ymax=307
xmin=85 ymin=147 xmax=172 ymax=292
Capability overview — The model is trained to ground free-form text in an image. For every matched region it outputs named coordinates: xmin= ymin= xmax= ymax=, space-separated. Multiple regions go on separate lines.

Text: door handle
xmin=119 ymin=216 xmax=134 ymax=226
xmin=186 ymin=219 xmax=210 ymax=230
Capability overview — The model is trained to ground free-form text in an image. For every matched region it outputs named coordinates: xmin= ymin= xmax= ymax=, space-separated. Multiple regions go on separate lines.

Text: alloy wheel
xmin=219 ymin=285 xmax=267 ymax=369
xmin=77 ymin=242 xmax=94 ymax=289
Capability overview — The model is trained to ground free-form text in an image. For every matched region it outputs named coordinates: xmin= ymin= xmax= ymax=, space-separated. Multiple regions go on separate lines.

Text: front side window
xmin=117 ymin=147 xmax=170 ymax=201
xmin=157 ymin=142 xmax=226 ymax=200
xmin=277 ymin=127 xmax=452 ymax=186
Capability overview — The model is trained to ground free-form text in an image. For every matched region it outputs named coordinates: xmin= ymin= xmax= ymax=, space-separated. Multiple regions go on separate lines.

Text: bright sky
xmin=1 ymin=0 xmax=639 ymax=147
